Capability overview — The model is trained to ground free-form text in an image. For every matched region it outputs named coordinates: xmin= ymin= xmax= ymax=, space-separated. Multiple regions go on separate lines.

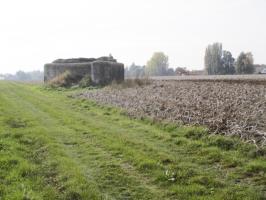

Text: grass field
xmin=0 ymin=81 xmax=265 ymax=200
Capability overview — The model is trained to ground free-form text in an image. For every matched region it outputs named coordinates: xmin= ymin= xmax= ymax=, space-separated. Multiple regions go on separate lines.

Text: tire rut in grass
xmin=4 ymin=84 xmax=172 ymax=195
xmin=1 ymin=83 xmax=163 ymax=199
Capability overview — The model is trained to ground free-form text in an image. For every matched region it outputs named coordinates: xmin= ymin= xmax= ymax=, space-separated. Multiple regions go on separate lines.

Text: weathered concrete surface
xmin=44 ymin=57 xmax=124 ymax=85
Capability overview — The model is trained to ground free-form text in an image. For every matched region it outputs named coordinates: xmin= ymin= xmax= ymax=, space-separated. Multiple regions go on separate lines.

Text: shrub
xmin=47 ymin=71 xmax=74 ymax=87
xmin=79 ymin=74 xmax=92 ymax=88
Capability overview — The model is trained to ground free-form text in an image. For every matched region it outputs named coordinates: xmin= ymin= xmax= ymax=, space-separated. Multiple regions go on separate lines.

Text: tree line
xmin=204 ymin=43 xmax=255 ymax=75
xmin=125 ymin=52 xmax=176 ymax=78
xmin=1 ymin=46 xmax=259 ymax=81
xmin=126 ymin=43 xmax=259 ymax=78
xmin=1 ymin=70 xmax=44 ymax=81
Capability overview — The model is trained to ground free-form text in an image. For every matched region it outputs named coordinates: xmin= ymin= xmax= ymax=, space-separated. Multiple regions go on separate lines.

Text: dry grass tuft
xmin=109 ymin=77 xmax=152 ymax=89
xmin=47 ymin=71 xmax=74 ymax=87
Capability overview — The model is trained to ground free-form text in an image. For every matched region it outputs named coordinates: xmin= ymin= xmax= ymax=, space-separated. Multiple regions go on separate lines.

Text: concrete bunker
xmin=44 ymin=56 xmax=124 ymax=85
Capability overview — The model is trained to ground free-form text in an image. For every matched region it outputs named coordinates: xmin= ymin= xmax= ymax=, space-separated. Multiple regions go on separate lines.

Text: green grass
xmin=0 ymin=81 xmax=265 ymax=200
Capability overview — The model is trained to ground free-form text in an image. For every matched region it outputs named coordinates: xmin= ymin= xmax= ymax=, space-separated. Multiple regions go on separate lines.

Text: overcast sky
xmin=0 ymin=0 xmax=265 ymax=74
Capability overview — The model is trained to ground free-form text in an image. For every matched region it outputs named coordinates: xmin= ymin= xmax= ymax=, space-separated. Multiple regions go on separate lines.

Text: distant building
xmin=175 ymin=67 xmax=189 ymax=76
xmin=260 ymin=68 xmax=266 ymax=74
xmin=189 ymin=70 xmax=206 ymax=76
xmin=254 ymin=64 xmax=266 ymax=74
xmin=174 ymin=68 xmax=206 ymax=76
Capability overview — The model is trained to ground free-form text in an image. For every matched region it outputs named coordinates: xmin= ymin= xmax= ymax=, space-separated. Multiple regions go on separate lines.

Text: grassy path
xmin=0 ymin=81 xmax=265 ymax=200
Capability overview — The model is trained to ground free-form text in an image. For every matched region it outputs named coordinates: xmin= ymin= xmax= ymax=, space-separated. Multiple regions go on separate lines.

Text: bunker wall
xmin=44 ymin=61 xmax=124 ymax=85
xmin=44 ymin=63 xmax=92 ymax=82
xmin=91 ymin=61 xmax=124 ymax=85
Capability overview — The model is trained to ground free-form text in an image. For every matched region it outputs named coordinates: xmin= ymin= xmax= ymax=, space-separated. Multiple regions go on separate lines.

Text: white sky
xmin=0 ymin=0 xmax=265 ymax=73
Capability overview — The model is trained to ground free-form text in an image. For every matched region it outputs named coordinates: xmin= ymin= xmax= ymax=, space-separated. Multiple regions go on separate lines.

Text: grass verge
xmin=0 ymin=81 xmax=265 ymax=200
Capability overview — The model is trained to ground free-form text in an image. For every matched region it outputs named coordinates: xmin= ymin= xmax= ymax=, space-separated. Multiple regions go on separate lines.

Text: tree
xmin=15 ymin=71 xmax=30 ymax=81
xmin=221 ymin=51 xmax=235 ymax=74
xmin=166 ymin=68 xmax=175 ymax=76
xmin=204 ymin=43 xmax=223 ymax=75
xmin=236 ymin=52 xmax=254 ymax=74
xmin=3 ymin=70 xmax=44 ymax=81
xmin=125 ymin=63 xmax=145 ymax=78
xmin=145 ymin=52 xmax=169 ymax=76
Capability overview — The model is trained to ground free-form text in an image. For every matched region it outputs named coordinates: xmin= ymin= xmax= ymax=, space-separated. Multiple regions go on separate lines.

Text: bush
xmin=47 ymin=71 xmax=74 ymax=87
xmin=79 ymin=74 xmax=92 ymax=88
